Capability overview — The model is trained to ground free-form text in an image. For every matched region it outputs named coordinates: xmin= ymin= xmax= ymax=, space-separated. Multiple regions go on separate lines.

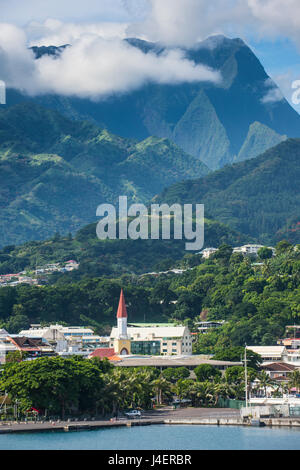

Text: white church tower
xmin=114 ymin=289 xmax=131 ymax=355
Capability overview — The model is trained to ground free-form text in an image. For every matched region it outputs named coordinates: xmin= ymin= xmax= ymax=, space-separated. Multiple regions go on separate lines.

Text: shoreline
xmin=1 ymin=407 xmax=300 ymax=435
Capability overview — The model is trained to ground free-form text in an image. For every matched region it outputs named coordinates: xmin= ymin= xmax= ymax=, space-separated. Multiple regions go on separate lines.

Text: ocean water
xmin=0 ymin=424 xmax=300 ymax=450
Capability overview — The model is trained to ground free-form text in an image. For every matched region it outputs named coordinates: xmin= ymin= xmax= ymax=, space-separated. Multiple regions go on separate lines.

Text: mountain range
xmin=157 ymin=138 xmax=300 ymax=244
xmin=0 ymin=35 xmax=299 ymax=248
xmin=0 ymin=103 xmax=208 ymax=247
xmin=6 ymin=35 xmax=300 ymax=170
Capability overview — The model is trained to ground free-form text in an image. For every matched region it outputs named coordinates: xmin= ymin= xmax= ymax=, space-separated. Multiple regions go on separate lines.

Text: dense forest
xmin=158 ymin=138 xmax=300 ymax=244
xmin=0 ymin=217 xmax=247 ymax=278
xmin=0 ymin=102 xmax=209 ymax=247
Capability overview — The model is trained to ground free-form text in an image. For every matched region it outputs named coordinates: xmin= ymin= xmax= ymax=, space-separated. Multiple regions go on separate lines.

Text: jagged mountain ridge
xmin=4 ymin=35 xmax=299 ymax=170
xmin=0 ymin=102 xmax=209 ymax=247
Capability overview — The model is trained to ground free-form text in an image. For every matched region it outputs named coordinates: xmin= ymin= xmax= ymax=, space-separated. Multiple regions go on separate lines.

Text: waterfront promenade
xmin=0 ymin=407 xmax=240 ymax=434
xmin=1 ymin=406 xmax=300 ymax=434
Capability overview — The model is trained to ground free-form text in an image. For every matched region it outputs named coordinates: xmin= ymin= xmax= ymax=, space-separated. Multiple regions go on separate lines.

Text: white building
xmin=19 ymin=324 xmax=103 ymax=353
xmin=247 ymin=346 xmax=286 ymax=364
xmin=110 ymin=325 xmax=193 ymax=356
xmin=233 ymin=244 xmax=275 ymax=256
xmin=199 ymin=248 xmax=218 ymax=259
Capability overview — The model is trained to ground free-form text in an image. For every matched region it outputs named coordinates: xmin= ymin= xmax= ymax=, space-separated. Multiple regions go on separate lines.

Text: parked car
xmin=124 ymin=410 xmax=142 ymax=418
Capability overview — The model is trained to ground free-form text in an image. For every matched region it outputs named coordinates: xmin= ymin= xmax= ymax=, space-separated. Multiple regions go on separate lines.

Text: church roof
xmin=117 ymin=289 xmax=127 ymax=319
xmin=110 ymin=325 xmax=188 ymax=340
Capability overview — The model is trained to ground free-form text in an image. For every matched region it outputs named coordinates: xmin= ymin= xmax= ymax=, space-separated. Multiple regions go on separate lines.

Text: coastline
xmin=1 ymin=407 xmax=300 ymax=435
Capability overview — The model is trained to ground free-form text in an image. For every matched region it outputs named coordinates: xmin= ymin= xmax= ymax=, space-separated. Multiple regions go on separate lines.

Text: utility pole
xmin=244 ymin=345 xmax=248 ymax=409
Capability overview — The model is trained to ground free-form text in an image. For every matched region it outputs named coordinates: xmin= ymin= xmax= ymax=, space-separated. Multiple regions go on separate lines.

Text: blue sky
xmin=248 ymin=38 xmax=300 ymax=112
xmin=0 ymin=0 xmax=299 ymax=112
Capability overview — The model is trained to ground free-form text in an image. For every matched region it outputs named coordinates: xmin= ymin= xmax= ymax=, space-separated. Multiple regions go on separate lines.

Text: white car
xmin=125 ymin=410 xmax=141 ymax=418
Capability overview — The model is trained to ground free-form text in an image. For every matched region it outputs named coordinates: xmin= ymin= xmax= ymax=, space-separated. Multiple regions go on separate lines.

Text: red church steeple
xmin=117 ymin=289 xmax=127 ymax=319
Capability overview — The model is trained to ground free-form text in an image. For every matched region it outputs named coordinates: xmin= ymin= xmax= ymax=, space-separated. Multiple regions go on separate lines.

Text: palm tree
xmin=174 ymin=379 xmax=194 ymax=401
xmin=288 ymin=370 xmax=300 ymax=393
xmin=257 ymin=371 xmax=275 ymax=397
xmin=213 ymin=382 xmax=236 ymax=406
xmin=151 ymin=375 xmax=173 ymax=405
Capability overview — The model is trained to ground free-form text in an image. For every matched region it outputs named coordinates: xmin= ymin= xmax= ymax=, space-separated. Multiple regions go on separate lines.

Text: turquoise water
xmin=0 ymin=425 xmax=300 ymax=450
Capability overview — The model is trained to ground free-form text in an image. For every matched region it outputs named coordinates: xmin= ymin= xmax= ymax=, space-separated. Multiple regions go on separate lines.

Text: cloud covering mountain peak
xmin=0 ymin=23 xmax=220 ymax=99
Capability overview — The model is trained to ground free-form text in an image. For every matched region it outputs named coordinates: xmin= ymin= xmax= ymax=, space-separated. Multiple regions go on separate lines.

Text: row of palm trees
xmin=96 ymin=367 xmax=300 ymax=415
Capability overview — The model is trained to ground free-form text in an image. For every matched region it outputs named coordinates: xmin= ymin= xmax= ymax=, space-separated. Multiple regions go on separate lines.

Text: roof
xmin=111 ymin=355 xmax=242 ymax=368
xmin=89 ymin=348 xmax=116 ymax=359
xmin=261 ymin=362 xmax=296 ymax=372
xmin=0 ymin=395 xmax=12 ymax=405
xmin=9 ymin=336 xmax=43 ymax=350
xmin=247 ymin=346 xmax=285 ymax=356
xmin=108 ymin=355 xmax=121 ymax=362
xmin=20 ymin=325 xmax=94 ymax=336
xmin=128 ymin=323 xmax=177 ymax=327
xmin=110 ymin=326 xmax=188 ymax=340
xmin=117 ymin=289 xmax=127 ymax=319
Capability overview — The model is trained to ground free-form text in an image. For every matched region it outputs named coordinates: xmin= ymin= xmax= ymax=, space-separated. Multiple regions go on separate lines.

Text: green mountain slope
xmin=236 ymin=121 xmax=287 ymax=163
xmin=0 ymin=103 xmax=209 ymax=247
xmin=157 ymin=139 xmax=300 ymax=244
xmin=0 ymin=217 xmax=248 ymax=279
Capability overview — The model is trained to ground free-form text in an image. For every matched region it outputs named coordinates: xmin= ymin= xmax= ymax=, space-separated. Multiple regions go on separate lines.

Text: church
xmin=109 ymin=290 xmax=193 ymax=356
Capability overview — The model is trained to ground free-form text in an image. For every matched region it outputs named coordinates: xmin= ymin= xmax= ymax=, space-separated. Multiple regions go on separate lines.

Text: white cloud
xmin=247 ymin=0 xmax=300 ymax=46
xmin=125 ymin=0 xmax=300 ymax=49
xmin=126 ymin=0 xmax=252 ymax=46
xmin=2 ymin=0 xmax=300 ymax=50
xmin=0 ymin=24 xmax=220 ymax=99
xmin=0 ymin=24 xmax=37 ymax=94
xmin=1 ymin=1 xmax=300 ymax=104
xmin=26 ymin=19 xmax=129 ymax=46
xmin=261 ymin=78 xmax=285 ymax=104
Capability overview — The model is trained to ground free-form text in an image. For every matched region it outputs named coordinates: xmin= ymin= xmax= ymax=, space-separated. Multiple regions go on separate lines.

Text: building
xmin=276 ymin=327 xmax=300 ymax=366
xmin=111 ymin=289 xmax=132 ymax=356
xmin=0 ymin=334 xmax=56 ymax=363
xmin=282 ymin=350 xmax=300 ymax=366
xmin=261 ymin=362 xmax=297 ymax=382
xmin=109 ymin=290 xmax=192 ymax=356
xmin=233 ymin=244 xmax=275 ymax=256
xmin=0 ymin=336 xmax=18 ymax=364
xmin=281 ymin=325 xmax=300 ymax=340
xmin=247 ymin=346 xmax=286 ymax=364
xmin=88 ymin=348 xmax=120 ymax=362
xmin=19 ymin=325 xmax=68 ymax=352
xmin=19 ymin=324 xmax=107 ymax=353
xmin=199 ymin=248 xmax=218 ymax=259
xmin=196 ymin=321 xmax=225 ymax=334
xmin=109 ymin=354 xmax=242 ymax=373
xmin=81 ymin=335 xmax=110 ymax=349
